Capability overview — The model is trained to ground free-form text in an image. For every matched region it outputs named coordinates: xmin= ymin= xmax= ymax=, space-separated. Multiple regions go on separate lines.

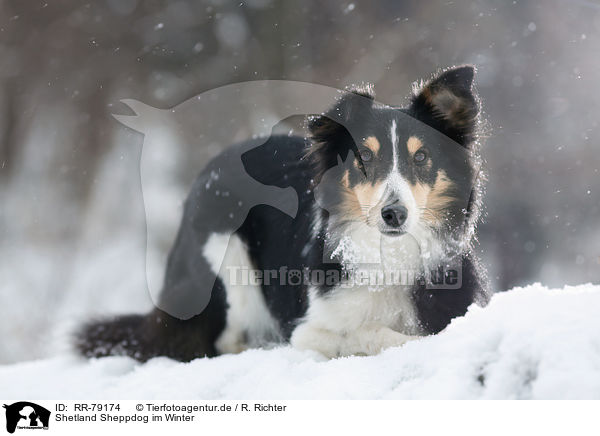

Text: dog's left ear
xmin=409 ymin=65 xmax=479 ymax=146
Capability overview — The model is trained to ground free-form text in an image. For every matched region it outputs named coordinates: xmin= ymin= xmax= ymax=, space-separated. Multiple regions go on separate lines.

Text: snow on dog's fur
xmin=77 ymin=66 xmax=490 ymax=361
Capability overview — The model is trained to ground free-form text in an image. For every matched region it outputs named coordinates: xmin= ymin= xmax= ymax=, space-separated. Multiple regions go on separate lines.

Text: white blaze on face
xmin=383 ymin=172 xmax=419 ymax=231
xmin=383 ymin=119 xmax=419 ymax=232
xmin=391 ymin=119 xmax=399 ymax=169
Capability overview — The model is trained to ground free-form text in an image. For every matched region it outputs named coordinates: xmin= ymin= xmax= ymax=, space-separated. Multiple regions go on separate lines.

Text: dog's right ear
xmin=307 ymin=85 xmax=374 ymax=175
xmin=308 ymin=84 xmax=375 ymax=146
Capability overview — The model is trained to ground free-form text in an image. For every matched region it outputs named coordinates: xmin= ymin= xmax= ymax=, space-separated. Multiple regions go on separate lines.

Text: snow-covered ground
xmin=1 ymin=283 xmax=599 ymax=400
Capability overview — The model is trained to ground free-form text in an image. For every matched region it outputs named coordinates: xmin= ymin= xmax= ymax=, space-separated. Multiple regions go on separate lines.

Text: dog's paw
xmin=215 ymin=329 xmax=248 ymax=355
xmin=361 ymin=327 xmax=418 ymax=355
xmin=291 ymin=323 xmax=419 ymax=358
xmin=290 ymin=324 xmax=342 ymax=358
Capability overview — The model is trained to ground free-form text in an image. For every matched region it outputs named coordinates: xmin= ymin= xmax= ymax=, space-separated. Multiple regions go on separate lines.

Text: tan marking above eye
xmin=363 ymin=136 xmax=381 ymax=155
xmin=407 ymin=136 xmax=424 ymax=155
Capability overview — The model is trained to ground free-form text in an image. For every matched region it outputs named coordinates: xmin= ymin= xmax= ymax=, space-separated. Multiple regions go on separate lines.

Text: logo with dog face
xmin=3 ymin=402 xmax=50 ymax=433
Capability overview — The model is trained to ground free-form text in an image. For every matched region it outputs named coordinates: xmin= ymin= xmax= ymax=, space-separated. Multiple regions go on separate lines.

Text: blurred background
xmin=1 ymin=0 xmax=599 ymax=363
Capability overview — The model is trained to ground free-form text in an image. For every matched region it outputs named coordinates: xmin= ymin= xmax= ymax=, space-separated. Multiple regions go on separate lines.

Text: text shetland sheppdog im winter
xmin=77 ymin=65 xmax=490 ymax=361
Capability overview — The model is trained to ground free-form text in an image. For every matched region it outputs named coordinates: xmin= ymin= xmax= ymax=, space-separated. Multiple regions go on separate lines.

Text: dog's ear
xmin=308 ymin=84 xmax=374 ymax=146
xmin=409 ymin=65 xmax=479 ymax=146
xmin=307 ymin=85 xmax=374 ymax=176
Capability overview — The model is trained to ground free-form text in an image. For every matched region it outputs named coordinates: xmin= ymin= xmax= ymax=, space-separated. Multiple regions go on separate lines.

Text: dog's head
xmin=309 ymin=66 xmax=482 ymax=260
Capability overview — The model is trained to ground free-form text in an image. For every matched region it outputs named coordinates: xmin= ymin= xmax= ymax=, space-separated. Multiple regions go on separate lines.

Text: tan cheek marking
xmin=431 ymin=169 xmax=454 ymax=198
xmin=410 ymin=182 xmax=431 ymax=209
xmin=339 ymin=189 xmax=362 ymax=219
xmin=407 ymin=136 xmax=423 ymax=156
xmin=411 ymin=169 xmax=456 ymax=224
xmin=353 ymin=181 xmax=384 ymax=208
xmin=363 ymin=136 xmax=381 ymax=155
xmin=342 ymin=170 xmax=350 ymax=188
xmin=337 ymin=181 xmax=384 ymax=224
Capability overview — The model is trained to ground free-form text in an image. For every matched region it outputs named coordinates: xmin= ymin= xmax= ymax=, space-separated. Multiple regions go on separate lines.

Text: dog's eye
xmin=414 ymin=149 xmax=428 ymax=165
xmin=359 ymin=148 xmax=373 ymax=162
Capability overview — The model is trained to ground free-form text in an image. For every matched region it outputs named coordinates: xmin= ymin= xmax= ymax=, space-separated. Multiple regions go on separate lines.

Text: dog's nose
xmin=381 ymin=204 xmax=408 ymax=228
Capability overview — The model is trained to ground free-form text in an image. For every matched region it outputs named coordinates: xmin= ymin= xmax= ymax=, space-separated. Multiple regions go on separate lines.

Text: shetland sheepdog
xmin=78 ymin=65 xmax=490 ymax=361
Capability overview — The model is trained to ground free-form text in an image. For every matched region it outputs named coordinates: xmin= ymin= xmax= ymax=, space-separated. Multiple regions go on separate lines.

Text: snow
xmin=1 ymin=283 xmax=599 ymax=399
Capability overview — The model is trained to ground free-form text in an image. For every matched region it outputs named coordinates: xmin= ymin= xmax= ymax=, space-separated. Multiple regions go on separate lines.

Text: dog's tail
xmin=76 ymin=314 xmax=151 ymax=361
xmin=75 ymin=309 xmax=221 ymax=362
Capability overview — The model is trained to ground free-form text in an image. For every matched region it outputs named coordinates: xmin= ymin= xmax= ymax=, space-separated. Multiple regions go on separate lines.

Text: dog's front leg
xmin=291 ymin=323 xmax=418 ymax=358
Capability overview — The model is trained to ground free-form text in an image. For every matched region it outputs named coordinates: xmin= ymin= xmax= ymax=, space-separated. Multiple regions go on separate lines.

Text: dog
xmin=77 ymin=65 xmax=490 ymax=361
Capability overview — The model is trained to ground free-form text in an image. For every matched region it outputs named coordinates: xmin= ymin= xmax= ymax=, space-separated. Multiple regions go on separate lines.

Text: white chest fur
xmin=291 ymin=222 xmax=426 ymax=357
xmin=304 ymin=282 xmax=419 ymax=334
xmin=290 ymin=282 xmax=421 ymax=358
